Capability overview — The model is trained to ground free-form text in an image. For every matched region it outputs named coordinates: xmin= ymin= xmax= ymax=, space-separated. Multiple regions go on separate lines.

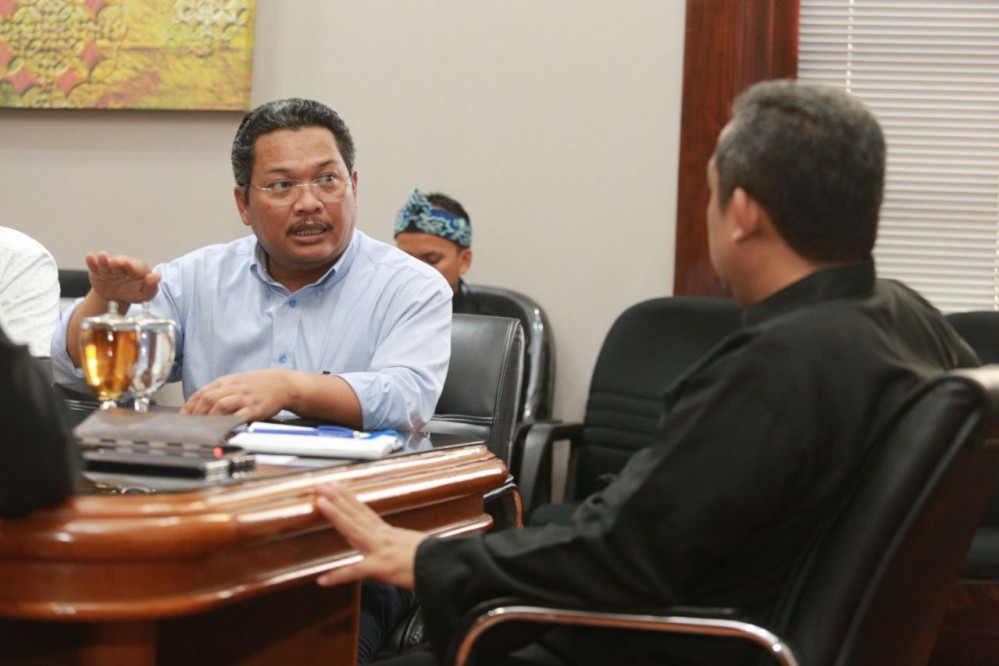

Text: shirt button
xmin=278 ymin=353 xmax=288 ymax=363
xmin=288 ymin=299 xmax=298 ymax=308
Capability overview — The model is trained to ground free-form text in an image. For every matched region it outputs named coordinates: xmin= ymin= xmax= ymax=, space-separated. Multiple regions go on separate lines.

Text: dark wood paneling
xmin=673 ymin=0 xmax=799 ymax=296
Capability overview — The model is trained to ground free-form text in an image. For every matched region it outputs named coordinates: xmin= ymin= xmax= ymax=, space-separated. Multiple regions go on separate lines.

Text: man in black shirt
xmin=315 ymin=81 xmax=978 ymax=665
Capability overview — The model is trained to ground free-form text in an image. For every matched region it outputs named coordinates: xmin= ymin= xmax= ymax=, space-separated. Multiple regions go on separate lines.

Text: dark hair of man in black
xmin=231 ymin=98 xmax=356 ymax=202
xmin=714 ymin=80 xmax=886 ymax=263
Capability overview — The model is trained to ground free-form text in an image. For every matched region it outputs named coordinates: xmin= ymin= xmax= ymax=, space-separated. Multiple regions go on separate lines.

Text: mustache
xmin=290 ymin=220 xmax=331 ymax=233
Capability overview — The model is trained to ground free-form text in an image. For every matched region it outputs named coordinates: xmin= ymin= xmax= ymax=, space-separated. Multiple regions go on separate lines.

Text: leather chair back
xmin=775 ymin=367 xmax=999 ymax=666
xmin=944 ymin=311 xmax=999 ymax=580
xmin=427 ymin=314 xmax=524 ymax=465
xmin=464 ymin=284 xmax=555 ymax=423
xmin=576 ymin=295 xmax=742 ymax=498
xmin=58 ymin=269 xmax=89 ymax=311
xmin=947 ymin=310 xmax=999 ymax=364
xmin=377 ymin=315 xmax=524 ymax=661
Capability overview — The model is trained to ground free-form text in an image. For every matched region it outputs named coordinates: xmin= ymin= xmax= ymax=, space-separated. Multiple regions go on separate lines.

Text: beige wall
xmin=1 ymin=0 xmax=686 ymax=421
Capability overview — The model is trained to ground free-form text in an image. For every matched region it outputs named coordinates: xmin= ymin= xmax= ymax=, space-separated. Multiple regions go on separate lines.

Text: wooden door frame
xmin=673 ymin=0 xmax=799 ymax=296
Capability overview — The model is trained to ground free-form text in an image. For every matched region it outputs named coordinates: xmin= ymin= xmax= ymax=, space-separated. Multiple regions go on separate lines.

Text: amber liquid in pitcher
xmin=81 ymin=325 xmax=140 ymax=402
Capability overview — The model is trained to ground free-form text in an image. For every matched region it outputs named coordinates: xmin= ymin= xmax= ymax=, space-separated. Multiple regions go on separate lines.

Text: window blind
xmin=797 ymin=1 xmax=999 ymax=313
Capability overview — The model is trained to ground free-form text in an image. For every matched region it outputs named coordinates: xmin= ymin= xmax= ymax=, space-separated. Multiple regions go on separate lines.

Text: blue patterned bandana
xmin=393 ymin=189 xmax=471 ymax=248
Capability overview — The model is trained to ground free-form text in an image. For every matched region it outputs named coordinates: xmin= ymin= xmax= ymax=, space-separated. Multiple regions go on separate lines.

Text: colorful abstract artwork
xmin=0 ymin=0 xmax=255 ymax=110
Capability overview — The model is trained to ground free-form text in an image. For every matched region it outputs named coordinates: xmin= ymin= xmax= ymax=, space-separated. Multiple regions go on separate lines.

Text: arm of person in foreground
xmin=1 ymin=240 xmax=59 ymax=357
xmin=314 ymin=480 xmax=426 ymax=590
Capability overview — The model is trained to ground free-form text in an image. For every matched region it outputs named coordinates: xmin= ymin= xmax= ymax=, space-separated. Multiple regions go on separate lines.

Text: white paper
xmin=229 ymin=431 xmax=402 ymax=460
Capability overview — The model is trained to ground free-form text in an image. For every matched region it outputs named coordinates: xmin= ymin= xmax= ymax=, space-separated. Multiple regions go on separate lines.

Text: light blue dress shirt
xmin=53 ymin=230 xmax=453 ymax=430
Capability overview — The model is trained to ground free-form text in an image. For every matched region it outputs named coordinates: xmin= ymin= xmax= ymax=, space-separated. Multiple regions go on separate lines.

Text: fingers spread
xmin=314 ymin=481 xmax=422 ymax=590
xmin=316 ymin=484 xmax=382 ymax=550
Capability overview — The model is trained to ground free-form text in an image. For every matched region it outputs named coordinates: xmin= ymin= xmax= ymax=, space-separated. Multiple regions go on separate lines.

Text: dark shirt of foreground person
xmin=0 ymin=325 xmax=78 ymax=517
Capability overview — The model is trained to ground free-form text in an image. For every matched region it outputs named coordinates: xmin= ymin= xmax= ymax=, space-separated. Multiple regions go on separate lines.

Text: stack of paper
xmin=229 ymin=422 xmax=403 ymax=460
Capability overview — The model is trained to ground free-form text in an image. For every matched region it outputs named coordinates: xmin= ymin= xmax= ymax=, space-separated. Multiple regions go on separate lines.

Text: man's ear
xmin=233 ymin=186 xmax=252 ymax=227
xmin=729 ymin=187 xmax=763 ymax=242
xmin=458 ymin=248 xmax=472 ymax=277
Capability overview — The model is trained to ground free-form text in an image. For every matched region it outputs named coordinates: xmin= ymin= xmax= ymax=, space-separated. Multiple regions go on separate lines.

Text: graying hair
xmin=715 ymin=80 xmax=886 ymax=262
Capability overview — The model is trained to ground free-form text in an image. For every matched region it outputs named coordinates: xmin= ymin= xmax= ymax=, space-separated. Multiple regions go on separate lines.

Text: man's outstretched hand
xmin=85 ymin=251 xmax=161 ymax=305
xmin=315 ymin=480 xmax=426 ymax=590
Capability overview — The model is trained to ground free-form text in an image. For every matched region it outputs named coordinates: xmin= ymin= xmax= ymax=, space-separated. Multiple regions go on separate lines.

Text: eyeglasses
xmin=248 ymin=173 xmax=352 ymax=204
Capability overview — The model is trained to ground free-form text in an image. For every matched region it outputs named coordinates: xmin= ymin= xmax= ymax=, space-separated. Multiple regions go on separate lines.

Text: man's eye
xmin=268 ymin=180 xmax=296 ymax=192
xmin=315 ymin=174 xmax=339 ymax=186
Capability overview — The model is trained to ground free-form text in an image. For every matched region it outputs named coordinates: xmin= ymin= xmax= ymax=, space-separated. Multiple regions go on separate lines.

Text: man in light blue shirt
xmin=52 ymin=98 xmax=452 ymax=431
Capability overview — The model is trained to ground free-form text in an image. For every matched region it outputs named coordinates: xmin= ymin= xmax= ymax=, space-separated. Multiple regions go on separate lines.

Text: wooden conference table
xmin=0 ymin=435 xmax=509 ymax=665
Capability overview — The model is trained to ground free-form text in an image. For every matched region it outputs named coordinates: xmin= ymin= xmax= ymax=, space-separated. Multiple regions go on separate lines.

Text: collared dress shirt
xmin=53 ymin=230 xmax=453 ymax=430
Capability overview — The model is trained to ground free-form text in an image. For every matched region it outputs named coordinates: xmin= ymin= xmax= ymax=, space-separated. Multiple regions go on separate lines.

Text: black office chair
xmin=377 ymin=314 xmax=525 ymax=659
xmin=58 ymin=268 xmax=89 ymax=309
xmin=944 ymin=310 xmax=999 ymax=578
xmin=516 ymin=295 xmax=742 ymax=518
xmin=931 ymin=310 xmax=999 ymax=661
xmin=425 ymin=313 xmax=524 ymax=467
xmin=946 ymin=311 xmax=999 ymax=365
xmin=445 ymin=366 xmax=999 ymax=666
xmin=463 ymin=284 xmax=555 ymax=424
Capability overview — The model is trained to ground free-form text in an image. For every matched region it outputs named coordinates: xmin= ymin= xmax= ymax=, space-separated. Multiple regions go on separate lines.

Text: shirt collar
xmin=249 ymin=230 xmax=358 ymax=291
xmin=453 ymin=278 xmax=471 ymax=307
xmin=744 ymin=257 xmax=876 ymax=327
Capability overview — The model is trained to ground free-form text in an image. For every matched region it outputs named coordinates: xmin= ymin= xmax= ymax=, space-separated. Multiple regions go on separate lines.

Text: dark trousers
xmin=358 ymin=582 xmax=417 ymax=665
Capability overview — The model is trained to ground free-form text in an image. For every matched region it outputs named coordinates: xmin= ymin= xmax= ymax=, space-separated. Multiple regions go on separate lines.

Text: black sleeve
xmin=0 ymin=326 xmax=80 ymax=517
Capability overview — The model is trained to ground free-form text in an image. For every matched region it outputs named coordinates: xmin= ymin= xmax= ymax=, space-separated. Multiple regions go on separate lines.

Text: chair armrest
xmin=482 ymin=476 xmax=524 ymax=530
xmin=444 ymin=600 xmax=799 ymax=666
xmin=510 ymin=418 xmax=565 ymax=471
xmin=511 ymin=421 xmax=582 ymax=517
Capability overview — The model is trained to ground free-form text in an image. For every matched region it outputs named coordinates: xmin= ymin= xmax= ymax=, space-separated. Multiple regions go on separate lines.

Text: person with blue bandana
xmin=393 ymin=190 xmax=493 ymax=316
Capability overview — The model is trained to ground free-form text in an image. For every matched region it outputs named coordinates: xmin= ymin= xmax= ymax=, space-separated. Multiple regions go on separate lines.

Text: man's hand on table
xmin=315 ymin=480 xmax=425 ymax=590
xmin=181 ymin=369 xmax=290 ymax=422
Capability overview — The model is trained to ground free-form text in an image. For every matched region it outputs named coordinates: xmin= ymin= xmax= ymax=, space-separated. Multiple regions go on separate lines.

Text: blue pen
xmin=250 ymin=425 xmax=360 ymax=438
xmin=248 ymin=425 xmax=401 ymax=440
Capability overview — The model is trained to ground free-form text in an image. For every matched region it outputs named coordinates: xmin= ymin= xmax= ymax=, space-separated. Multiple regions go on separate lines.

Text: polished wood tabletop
xmin=0 ymin=441 xmax=508 ymax=665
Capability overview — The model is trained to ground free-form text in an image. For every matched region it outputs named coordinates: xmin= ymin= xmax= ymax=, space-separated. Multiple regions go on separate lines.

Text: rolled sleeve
xmin=340 ymin=280 xmax=452 ymax=430
xmin=51 ymin=300 xmax=85 ymax=384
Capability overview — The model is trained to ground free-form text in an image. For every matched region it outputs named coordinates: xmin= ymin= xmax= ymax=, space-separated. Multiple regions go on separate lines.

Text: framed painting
xmin=0 ymin=0 xmax=255 ymax=110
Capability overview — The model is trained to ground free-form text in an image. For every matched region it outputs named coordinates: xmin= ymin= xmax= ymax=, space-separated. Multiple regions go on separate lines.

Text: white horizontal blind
xmin=797 ymin=1 xmax=999 ymax=313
